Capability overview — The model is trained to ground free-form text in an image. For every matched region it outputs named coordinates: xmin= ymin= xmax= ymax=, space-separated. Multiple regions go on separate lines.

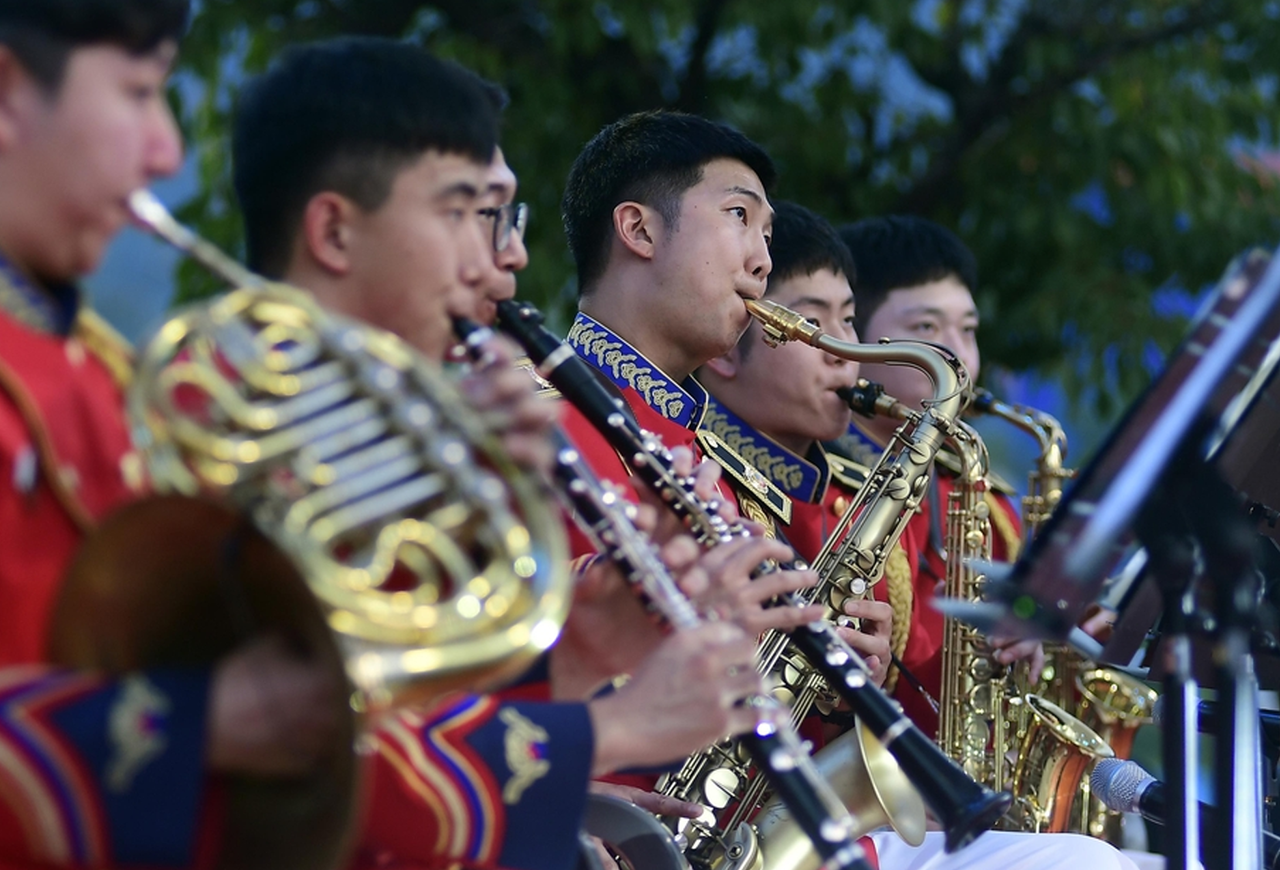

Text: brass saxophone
xmin=967 ymin=388 xmax=1157 ymax=840
xmin=667 ymin=303 xmax=973 ymax=865
xmin=734 ymin=300 xmax=1011 ymax=856
xmin=938 ymin=411 xmax=1112 ymax=833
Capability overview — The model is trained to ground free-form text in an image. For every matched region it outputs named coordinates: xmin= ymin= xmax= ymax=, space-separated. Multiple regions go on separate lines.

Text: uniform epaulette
xmin=933 ymin=446 xmax=1018 ymax=495
xmin=826 ymin=452 xmax=869 ymax=493
xmin=74 ymin=309 xmax=134 ymax=389
xmin=696 ymin=428 xmax=791 ymax=525
xmin=514 ymin=356 xmax=561 ymax=399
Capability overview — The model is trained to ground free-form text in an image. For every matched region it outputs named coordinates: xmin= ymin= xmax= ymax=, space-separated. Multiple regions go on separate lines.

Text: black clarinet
xmin=452 ymin=315 xmax=872 ymax=870
xmin=495 ymin=298 xmax=1011 ymax=852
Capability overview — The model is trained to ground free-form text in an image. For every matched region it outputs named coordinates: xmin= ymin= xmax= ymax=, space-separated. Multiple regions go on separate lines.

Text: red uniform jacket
xmin=698 ymin=395 xmax=924 ymax=719
xmin=0 ymin=268 xmax=220 ymax=869
xmin=554 ymin=312 xmax=734 ymax=533
xmin=0 ymin=274 xmax=592 ymax=870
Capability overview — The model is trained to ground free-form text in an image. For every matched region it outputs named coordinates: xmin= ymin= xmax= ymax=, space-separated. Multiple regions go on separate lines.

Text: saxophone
xmin=968 ymin=388 xmax=1157 ymax=840
xmin=498 ymin=298 xmax=1008 ymax=869
xmin=734 ymin=300 xmax=1010 ymax=856
xmin=937 ymin=413 xmax=1113 ymax=833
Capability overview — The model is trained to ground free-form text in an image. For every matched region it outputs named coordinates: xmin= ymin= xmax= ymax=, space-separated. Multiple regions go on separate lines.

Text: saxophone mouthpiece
xmin=967 ymin=387 xmax=996 ymax=414
xmin=744 ymin=298 xmax=821 ymax=347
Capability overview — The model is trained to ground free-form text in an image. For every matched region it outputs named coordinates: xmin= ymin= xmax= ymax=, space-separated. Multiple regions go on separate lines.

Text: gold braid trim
xmin=736 ymin=492 xmax=777 ymax=540
xmin=984 ymin=491 xmax=1022 ymax=562
xmin=74 ymin=310 xmax=134 ymax=390
xmin=882 ymin=539 xmax=912 ymax=694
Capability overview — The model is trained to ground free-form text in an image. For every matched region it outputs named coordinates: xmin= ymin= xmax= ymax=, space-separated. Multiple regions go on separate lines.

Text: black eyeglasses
xmin=477 ymin=202 xmax=529 ymax=252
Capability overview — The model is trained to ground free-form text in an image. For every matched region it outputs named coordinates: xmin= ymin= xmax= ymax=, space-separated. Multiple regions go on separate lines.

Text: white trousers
xmin=868 ymin=830 xmax=1142 ymax=870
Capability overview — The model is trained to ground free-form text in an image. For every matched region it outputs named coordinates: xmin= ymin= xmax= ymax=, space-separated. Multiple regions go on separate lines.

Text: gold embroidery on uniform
xmin=882 ymin=541 xmax=913 ymax=695
xmin=499 ymin=707 xmax=551 ymax=805
xmin=567 ymin=320 xmax=687 ymax=421
xmin=701 ymin=405 xmax=805 ymax=492
xmin=737 ymin=494 xmax=777 ymax=539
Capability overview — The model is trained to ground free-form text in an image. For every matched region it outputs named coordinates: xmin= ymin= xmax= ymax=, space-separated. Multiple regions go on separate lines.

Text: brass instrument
xmin=938 ymin=413 xmax=1112 ymax=832
xmin=735 ymin=299 xmax=1010 ymax=855
xmin=656 ymin=302 xmax=989 ymax=865
xmin=52 ymin=194 xmax=573 ymax=868
xmin=122 ymin=191 xmax=572 ymax=707
xmin=968 ymin=388 xmax=1156 ymax=838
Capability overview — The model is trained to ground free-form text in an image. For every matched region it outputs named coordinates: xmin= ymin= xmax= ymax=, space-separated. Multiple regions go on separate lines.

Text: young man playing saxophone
xmin=697 ymin=201 xmax=1139 ymax=870
xmin=229 ymin=37 xmax=794 ymax=869
xmin=832 ymin=216 xmax=1041 ymax=739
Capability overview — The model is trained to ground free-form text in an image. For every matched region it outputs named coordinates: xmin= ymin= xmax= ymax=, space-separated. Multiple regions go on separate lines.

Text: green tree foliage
xmin=174 ymin=0 xmax=1280 ymax=409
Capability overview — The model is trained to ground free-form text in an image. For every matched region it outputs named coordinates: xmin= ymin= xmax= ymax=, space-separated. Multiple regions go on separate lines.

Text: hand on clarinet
xmin=586 ymin=622 xmax=763 ymax=775
xmin=455 ymin=333 xmax=558 ymax=475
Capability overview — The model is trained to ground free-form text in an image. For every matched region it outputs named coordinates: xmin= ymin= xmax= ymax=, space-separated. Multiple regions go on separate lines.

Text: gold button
xmin=59 ymin=464 xmax=80 ymax=491
xmin=833 ymin=496 xmax=850 ymax=516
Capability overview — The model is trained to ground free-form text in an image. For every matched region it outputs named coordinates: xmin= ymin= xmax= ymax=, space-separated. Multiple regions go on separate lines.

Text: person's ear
xmin=0 ymin=47 xmax=42 ymax=152
xmin=612 ymin=201 xmax=660 ymax=260
xmin=299 ymin=192 xmax=358 ymax=275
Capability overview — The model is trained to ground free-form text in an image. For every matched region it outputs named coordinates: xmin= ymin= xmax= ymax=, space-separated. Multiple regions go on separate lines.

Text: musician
xmin=832 ymin=215 xmax=1043 ymax=739
xmin=556 ymin=110 xmax=824 ymax=635
xmin=0 ymin=2 xmax=345 ymax=867
xmin=230 ymin=38 xmax=773 ymax=869
xmin=698 ymin=202 xmax=1140 ymax=870
xmin=694 ymin=201 xmax=903 ymax=692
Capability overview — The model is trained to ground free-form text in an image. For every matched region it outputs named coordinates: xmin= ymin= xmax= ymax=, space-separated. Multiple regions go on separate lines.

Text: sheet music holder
xmin=982 ymin=248 xmax=1280 ymax=647
xmin=958 ymin=248 xmax=1280 ymax=870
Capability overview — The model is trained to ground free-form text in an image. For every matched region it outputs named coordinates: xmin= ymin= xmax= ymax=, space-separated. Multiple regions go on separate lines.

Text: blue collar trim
xmin=566 ymin=312 xmax=707 ymax=429
xmin=700 ymin=396 xmax=828 ymax=503
xmin=0 ymin=251 xmax=79 ymax=335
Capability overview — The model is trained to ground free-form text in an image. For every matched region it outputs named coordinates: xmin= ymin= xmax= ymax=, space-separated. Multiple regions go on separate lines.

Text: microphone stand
xmin=1132 ymin=433 xmax=1264 ymax=870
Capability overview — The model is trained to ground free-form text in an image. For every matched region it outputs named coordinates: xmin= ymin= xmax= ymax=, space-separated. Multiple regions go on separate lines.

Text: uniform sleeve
xmin=357 ymin=694 xmax=594 ymax=870
xmin=0 ymin=666 xmax=218 ymax=869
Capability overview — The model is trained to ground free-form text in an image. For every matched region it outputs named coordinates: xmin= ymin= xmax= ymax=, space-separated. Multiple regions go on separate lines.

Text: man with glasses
xmin=230 ymin=37 xmax=777 ymax=870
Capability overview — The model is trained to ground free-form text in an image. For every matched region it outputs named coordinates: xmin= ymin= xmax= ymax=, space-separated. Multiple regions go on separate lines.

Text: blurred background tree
xmin=172 ymin=0 xmax=1280 ymax=414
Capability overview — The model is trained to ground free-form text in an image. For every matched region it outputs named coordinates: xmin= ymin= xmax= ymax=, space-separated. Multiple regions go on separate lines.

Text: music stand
xmin=977 ymin=249 xmax=1280 ymax=870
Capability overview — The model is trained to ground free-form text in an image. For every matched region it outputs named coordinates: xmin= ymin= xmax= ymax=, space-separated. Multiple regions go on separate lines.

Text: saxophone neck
xmin=745 ymin=298 xmax=970 ymax=422
xmin=968 ymin=387 xmax=1070 ymax=469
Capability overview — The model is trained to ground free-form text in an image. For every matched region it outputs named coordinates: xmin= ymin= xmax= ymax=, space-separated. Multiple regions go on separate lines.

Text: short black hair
xmin=766 ymin=201 xmax=856 ymax=290
xmin=233 ymin=36 xmax=500 ymax=277
xmin=562 ymin=110 xmax=776 ymax=295
xmin=837 ymin=215 xmax=977 ymax=336
xmin=0 ymin=0 xmax=188 ymax=89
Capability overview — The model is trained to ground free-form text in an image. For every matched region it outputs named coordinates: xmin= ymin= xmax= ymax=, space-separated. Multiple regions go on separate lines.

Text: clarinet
xmin=452 ymin=316 xmax=872 ymax=870
xmin=495 ymin=298 xmax=1011 ymax=852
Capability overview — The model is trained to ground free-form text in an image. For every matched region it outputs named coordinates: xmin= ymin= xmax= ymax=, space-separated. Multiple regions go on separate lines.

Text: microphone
xmin=1090 ymin=758 xmax=1280 ymax=869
